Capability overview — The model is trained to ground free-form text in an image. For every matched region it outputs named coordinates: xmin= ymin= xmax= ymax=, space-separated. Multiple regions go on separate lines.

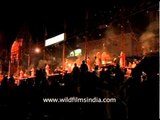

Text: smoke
xmin=103 ymin=25 xmax=122 ymax=57
xmin=140 ymin=19 xmax=159 ymax=55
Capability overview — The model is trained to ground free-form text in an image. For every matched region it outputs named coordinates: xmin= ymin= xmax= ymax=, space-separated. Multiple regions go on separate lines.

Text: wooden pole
xmin=121 ymin=26 xmax=125 ymax=52
xmin=62 ymin=19 xmax=66 ymax=71
xmin=84 ymin=9 xmax=88 ymax=61
xmin=8 ymin=60 xmax=11 ymax=77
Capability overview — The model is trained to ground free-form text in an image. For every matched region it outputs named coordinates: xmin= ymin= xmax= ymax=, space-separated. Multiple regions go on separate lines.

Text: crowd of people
xmin=0 ymin=52 xmax=159 ymax=119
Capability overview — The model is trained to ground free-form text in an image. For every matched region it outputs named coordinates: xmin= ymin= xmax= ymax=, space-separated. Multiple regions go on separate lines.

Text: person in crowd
xmin=80 ymin=60 xmax=88 ymax=74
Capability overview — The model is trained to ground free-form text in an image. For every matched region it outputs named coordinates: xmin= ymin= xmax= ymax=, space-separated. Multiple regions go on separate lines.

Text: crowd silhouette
xmin=0 ymin=52 xmax=159 ymax=119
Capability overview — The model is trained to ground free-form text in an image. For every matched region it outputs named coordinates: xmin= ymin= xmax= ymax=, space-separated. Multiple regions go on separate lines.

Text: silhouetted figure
xmin=35 ymin=68 xmax=46 ymax=87
xmin=1 ymin=75 xmax=8 ymax=89
xmin=128 ymin=52 xmax=159 ymax=119
xmin=114 ymin=64 xmax=124 ymax=87
xmin=72 ymin=63 xmax=80 ymax=81
xmin=80 ymin=60 xmax=88 ymax=74
xmin=8 ymin=75 xmax=17 ymax=91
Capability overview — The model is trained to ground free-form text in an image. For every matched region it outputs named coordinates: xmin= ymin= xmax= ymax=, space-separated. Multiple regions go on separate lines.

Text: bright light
xmin=68 ymin=63 xmax=71 ymax=67
xmin=70 ymin=49 xmax=82 ymax=57
xmin=45 ymin=33 xmax=64 ymax=46
xmin=35 ymin=48 xmax=40 ymax=53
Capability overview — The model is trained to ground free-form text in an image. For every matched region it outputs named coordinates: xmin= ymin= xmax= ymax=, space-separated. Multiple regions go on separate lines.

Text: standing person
xmin=45 ymin=64 xmax=50 ymax=76
xmin=19 ymin=70 xmax=24 ymax=79
xmin=80 ymin=60 xmax=88 ymax=74
xmin=86 ymin=57 xmax=91 ymax=71
xmin=31 ymin=67 xmax=36 ymax=77
xmin=72 ymin=63 xmax=80 ymax=79
xmin=119 ymin=51 xmax=126 ymax=68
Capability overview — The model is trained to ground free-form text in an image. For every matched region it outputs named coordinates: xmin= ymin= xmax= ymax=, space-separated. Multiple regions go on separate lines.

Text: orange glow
xmin=19 ymin=70 xmax=24 ymax=78
xmin=31 ymin=68 xmax=36 ymax=77
xmin=35 ymin=47 xmax=40 ymax=53
xmin=0 ymin=75 xmax=3 ymax=82
xmin=119 ymin=51 xmax=126 ymax=68
xmin=45 ymin=64 xmax=50 ymax=76
xmin=102 ymin=60 xmax=106 ymax=65
xmin=131 ymin=62 xmax=136 ymax=68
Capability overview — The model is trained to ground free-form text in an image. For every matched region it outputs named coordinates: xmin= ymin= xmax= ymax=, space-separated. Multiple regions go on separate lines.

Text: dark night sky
xmin=0 ymin=0 xmax=158 ymax=49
